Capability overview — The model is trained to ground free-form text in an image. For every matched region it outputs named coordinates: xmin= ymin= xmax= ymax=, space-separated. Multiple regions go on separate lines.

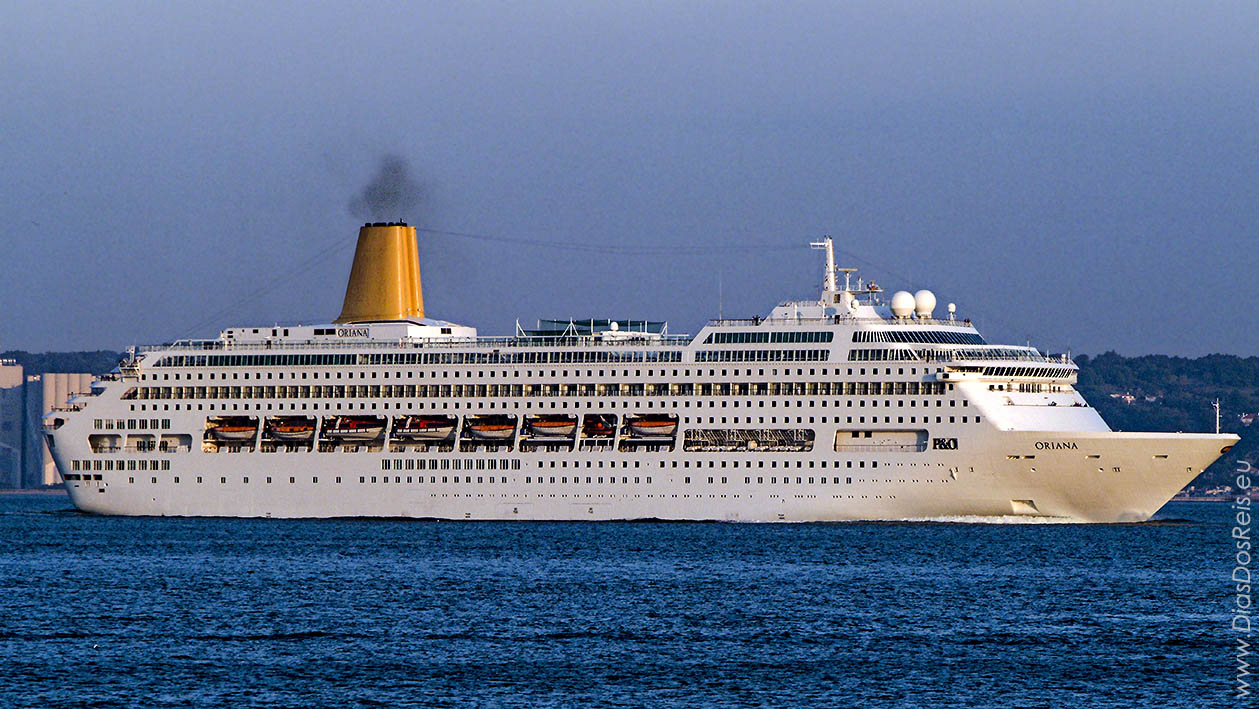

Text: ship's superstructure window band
xmin=847 ymin=346 xmax=1062 ymax=364
xmin=847 ymin=349 xmax=918 ymax=361
xmin=852 ymin=330 xmax=986 ymax=345
xmin=974 ymin=366 xmax=1074 ymax=379
xmin=153 ymin=349 xmax=683 ymax=368
xmin=124 ymin=379 xmax=949 ymax=400
xmin=695 ymin=349 xmax=829 ymax=362
xmin=703 ymin=331 xmax=834 ymax=344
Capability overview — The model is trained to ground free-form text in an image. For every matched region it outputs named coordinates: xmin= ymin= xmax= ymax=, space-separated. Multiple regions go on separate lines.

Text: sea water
xmin=0 ymin=495 xmax=1237 ymax=707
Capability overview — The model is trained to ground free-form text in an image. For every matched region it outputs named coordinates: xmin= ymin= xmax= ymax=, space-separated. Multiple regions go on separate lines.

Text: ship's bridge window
xmin=853 ymin=330 xmax=986 ymax=345
xmin=704 ymin=331 xmax=832 ymax=344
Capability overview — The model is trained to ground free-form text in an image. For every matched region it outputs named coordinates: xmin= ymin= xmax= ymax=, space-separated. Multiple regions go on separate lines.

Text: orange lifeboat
xmin=626 ymin=414 xmax=677 ymax=438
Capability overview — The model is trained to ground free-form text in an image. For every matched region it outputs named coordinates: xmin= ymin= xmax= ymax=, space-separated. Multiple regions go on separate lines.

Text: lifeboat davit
xmin=581 ymin=414 xmax=616 ymax=438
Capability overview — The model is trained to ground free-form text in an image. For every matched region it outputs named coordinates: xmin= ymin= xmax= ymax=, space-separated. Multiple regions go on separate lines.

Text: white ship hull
xmin=54 ymin=412 xmax=1231 ymax=523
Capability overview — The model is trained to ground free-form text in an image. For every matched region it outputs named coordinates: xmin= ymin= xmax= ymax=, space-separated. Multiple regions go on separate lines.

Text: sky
xmin=2 ymin=1 xmax=1256 ymax=357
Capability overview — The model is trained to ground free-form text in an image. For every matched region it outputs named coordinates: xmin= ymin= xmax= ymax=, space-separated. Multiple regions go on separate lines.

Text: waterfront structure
xmin=34 ymin=373 xmax=94 ymax=485
xmin=1 ymin=363 xmax=95 ymax=488
xmin=45 ymin=223 xmax=1237 ymax=521
xmin=0 ymin=361 xmax=23 ymax=488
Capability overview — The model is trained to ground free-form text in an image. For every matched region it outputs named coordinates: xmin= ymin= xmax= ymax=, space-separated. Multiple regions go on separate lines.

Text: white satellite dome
xmin=890 ymin=291 xmax=915 ymax=319
xmin=914 ymin=289 xmax=936 ymax=318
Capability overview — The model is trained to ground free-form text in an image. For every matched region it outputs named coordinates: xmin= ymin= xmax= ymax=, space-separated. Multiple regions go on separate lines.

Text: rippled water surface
xmin=0 ymin=495 xmax=1237 ymax=707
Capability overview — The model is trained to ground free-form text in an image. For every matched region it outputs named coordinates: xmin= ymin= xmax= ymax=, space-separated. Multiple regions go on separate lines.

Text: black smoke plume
xmin=349 ymin=154 xmax=422 ymax=221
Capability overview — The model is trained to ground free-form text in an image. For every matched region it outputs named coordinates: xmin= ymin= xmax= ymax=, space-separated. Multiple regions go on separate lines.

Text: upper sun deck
xmin=708 ymin=313 xmax=977 ymax=329
xmin=140 ymin=333 xmax=694 ymax=355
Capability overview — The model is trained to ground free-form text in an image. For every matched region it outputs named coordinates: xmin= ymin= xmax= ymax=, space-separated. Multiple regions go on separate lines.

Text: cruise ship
xmin=45 ymin=223 xmax=1237 ymax=521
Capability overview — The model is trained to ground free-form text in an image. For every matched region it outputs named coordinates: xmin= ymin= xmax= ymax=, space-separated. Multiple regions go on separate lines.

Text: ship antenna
xmin=1214 ymin=399 xmax=1221 ymax=434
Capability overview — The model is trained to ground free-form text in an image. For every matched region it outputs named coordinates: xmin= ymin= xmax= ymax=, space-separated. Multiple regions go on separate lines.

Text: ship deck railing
xmin=707 ymin=315 xmax=975 ymax=328
xmin=138 ymin=334 xmax=695 ymax=354
xmin=927 ymin=352 xmax=1071 ymax=365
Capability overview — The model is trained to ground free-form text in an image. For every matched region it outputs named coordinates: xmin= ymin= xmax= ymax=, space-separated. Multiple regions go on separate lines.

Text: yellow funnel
xmin=334 ymin=223 xmax=424 ymax=323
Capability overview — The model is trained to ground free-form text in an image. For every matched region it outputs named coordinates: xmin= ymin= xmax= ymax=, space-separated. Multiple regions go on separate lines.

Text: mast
xmin=810 ymin=236 xmax=837 ymax=293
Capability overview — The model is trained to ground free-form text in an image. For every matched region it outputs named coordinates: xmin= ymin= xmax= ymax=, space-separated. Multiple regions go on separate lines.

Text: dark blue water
xmin=0 ymin=494 xmax=1239 ymax=707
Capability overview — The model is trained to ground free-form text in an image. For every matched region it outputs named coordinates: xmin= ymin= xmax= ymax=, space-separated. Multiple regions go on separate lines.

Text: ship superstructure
xmin=44 ymin=223 xmax=1237 ymax=521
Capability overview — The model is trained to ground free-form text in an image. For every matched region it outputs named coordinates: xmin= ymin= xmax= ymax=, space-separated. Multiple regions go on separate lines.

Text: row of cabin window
xmin=536 ymin=459 xmax=881 ymax=470
xmin=73 ymin=459 xmax=170 ymax=471
xmin=846 ymin=415 xmax=976 ymax=424
xmin=116 ymin=473 xmax=907 ymax=487
xmin=852 ymin=330 xmax=987 ymax=345
xmin=383 ymin=458 xmax=522 ymax=471
xmin=848 ymin=349 xmax=918 ymax=361
xmin=143 ymin=365 xmax=943 ymax=381
xmin=130 ymin=380 xmax=950 ymax=401
xmin=981 ymin=368 xmax=1075 ymax=380
xmin=694 ymin=349 xmax=829 ymax=362
xmin=688 ymin=476 xmax=862 ymax=484
xmin=125 ymin=475 xmax=510 ymax=485
xmin=94 ymin=418 xmax=170 ymax=430
xmin=153 ymin=350 xmax=684 ymax=368
xmin=705 ymin=331 xmax=834 ymax=344
xmin=130 ymin=397 xmax=967 ymax=415
xmin=991 ymin=383 xmax=1070 ymax=393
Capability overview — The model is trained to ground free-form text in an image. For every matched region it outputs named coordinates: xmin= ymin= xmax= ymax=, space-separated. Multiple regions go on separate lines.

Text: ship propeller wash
xmin=44 ymin=222 xmax=1237 ymax=521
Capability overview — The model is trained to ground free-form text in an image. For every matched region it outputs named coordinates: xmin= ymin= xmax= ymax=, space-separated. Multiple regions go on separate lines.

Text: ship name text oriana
xmin=45 ymin=223 xmax=1237 ymax=521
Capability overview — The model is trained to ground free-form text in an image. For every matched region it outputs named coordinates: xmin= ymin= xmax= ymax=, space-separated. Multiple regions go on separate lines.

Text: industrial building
xmin=0 ymin=359 xmax=92 ymax=488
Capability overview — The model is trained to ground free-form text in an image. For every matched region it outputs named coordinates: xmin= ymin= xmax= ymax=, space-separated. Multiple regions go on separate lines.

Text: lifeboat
xmin=626 ymin=414 xmax=678 ymax=438
xmin=322 ymin=416 xmax=385 ymax=442
xmin=526 ymin=414 xmax=577 ymax=438
xmin=581 ymin=414 xmax=617 ymax=438
xmin=265 ymin=416 xmax=316 ymax=441
xmin=392 ymin=415 xmax=457 ymax=441
xmin=464 ymin=415 xmax=517 ymax=441
xmin=208 ymin=417 xmax=258 ymax=442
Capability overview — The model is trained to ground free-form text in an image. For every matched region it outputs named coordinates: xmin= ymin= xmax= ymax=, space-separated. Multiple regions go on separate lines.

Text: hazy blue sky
xmin=2 ymin=1 xmax=1256 ymax=356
